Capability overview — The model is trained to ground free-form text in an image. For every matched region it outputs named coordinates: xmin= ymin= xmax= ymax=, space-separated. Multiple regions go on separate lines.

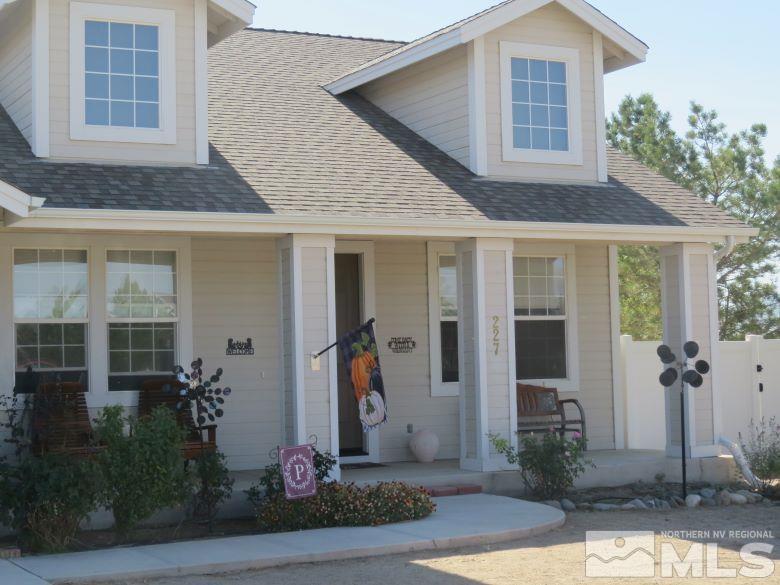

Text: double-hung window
xmin=13 ymin=249 xmax=89 ymax=393
xmin=513 ymin=253 xmax=579 ymax=391
xmin=500 ymin=41 xmax=582 ymax=165
xmin=427 ymin=243 xmax=459 ymax=397
xmin=70 ymin=3 xmax=176 ymax=143
xmin=106 ymin=250 xmax=177 ymax=391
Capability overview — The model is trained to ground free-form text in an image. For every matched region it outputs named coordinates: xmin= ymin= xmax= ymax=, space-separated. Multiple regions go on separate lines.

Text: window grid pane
xmin=438 ymin=255 xmax=457 ymax=319
xmin=108 ymin=322 xmax=176 ymax=374
xmin=13 ymin=249 xmax=88 ymax=319
xmin=84 ymin=19 xmax=159 ymax=129
xmin=510 ymin=57 xmax=568 ymax=152
xmin=106 ymin=250 xmax=177 ymax=319
xmin=437 ymin=255 xmax=459 ymax=383
xmin=513 ymin=256 xmax=566 ymax=317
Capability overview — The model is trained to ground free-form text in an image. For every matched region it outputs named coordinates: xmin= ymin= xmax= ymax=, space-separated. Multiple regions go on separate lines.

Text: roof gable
xmin=324 ymin=0 xmax=647 ymax=95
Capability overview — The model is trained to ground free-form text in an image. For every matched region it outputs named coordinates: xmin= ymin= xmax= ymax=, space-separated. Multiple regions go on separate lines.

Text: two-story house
xmin=0 ymin=0 xmax=756 ymax=476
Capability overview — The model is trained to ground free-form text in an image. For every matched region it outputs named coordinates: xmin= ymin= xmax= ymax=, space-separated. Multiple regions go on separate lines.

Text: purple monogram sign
xmin=279 ymin=444 xmax=317 ymax=499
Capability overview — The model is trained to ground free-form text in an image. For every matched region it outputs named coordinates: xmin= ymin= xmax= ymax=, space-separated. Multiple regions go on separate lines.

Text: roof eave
xmin=207 ymin=0 xmax=255 ymax=47
xmin=324 ymin=0 xmax=648 ymax=95
xmin=0 ymin=180 xmax=45 ymax=218
xmin=6 ymin=207 xmax=756 ymax=244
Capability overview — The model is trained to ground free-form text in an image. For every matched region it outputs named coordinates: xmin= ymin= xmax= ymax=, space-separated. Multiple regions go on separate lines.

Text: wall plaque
xmin=226 ymin=338 xmax=255 ymax=356
xmin=387 ymin=337 xmax=416 ymax=354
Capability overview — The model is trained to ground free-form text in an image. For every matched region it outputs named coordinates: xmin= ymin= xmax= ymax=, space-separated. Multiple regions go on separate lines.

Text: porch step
xmin=424 ymin=484 xmax=483 ymax=497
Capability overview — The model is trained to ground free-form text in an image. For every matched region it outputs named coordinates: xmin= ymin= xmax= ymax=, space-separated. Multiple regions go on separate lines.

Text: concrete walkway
xmin=1 ymin=494 xmax=564 ymax=584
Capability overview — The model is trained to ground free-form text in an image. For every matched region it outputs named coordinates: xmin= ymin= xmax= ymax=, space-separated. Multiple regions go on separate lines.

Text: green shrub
xmin=740 ymin=417 xmax=780 ymax=491
xmin=253 ymin=481 xmax=435 ymax=532
xmin=191 ymin=450 xmax=233 ymax=529
xmin=490 ymin=431 xmax=589 ymax=500
xmin=94 ymin=405 xmax=190 ymax=538
xmin=0 ymin=453 xmax=102 ymax=552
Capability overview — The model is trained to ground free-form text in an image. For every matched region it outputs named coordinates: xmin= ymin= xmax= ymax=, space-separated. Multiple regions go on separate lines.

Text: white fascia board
xmin=9 ymin=207 xmax=758 ymax=242
xmin=325 ymin=0 xmax=647 ymax=95
xmin=209 ymin=0 xmax=254 ymax=26
xmin=459 ymin=0 xmax=551 ymax=42
xmin=556 ymin=0 xmax=646 ymax=61
xmin=0 ymin=181 xmax=45 ymax=217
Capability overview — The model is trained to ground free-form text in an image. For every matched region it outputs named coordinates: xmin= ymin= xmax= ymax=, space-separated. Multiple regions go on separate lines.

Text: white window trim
xmin=69 ymin=2 xmax=177 ymax=144
xmin=427 ymin=241 xmax=459 ymax=397
xmin=513 ymin=242 xmax=580 ymax=392
xmin=499 ymin=41 xmax=583 ymax=166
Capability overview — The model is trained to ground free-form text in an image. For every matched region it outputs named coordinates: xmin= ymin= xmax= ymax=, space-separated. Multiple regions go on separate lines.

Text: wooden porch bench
xmin=139 ymin=378 xmax=217 ymax=460
xmin=516 ymin=383 xmax=587 ymax=448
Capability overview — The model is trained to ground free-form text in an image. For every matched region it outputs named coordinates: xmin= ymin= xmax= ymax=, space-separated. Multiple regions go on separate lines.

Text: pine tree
xmin=607 ymin=94 xmax=779 ymax=340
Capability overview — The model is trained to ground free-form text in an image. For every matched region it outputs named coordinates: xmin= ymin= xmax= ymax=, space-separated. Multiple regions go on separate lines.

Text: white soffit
xmin=207 ymin=0 xmax=255 ymax=46
xmin=0 ymin=180 xmax=45 ymax=218
xmin=324 ymin=0 xmax=648 ymax=94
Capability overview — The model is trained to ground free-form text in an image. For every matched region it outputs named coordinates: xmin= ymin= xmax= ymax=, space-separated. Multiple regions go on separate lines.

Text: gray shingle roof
xmin=0 ymin=28 xmax=744 ymax=229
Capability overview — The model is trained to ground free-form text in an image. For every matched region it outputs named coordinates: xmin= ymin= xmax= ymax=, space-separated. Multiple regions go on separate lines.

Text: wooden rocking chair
xmin=516 ymin=383 xmax=587 ymax=447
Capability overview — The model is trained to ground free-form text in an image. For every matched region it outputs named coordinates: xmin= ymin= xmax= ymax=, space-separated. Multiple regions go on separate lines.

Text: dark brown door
xmin=335 ymin=254 xmax=365 ymax=456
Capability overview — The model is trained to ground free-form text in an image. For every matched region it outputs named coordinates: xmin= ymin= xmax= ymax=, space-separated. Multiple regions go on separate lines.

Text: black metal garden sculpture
xmin=657 ymin=341 xmax=710 ymax=499
xmin=173 ymin=358 xmax=231 ymax=429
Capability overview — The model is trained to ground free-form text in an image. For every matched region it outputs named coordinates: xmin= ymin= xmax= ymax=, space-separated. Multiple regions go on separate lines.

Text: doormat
xmin=340 ymin=462 xmax=387 ymax=470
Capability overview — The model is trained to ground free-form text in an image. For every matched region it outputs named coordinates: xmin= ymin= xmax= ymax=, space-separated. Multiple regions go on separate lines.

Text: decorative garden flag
xmin=337 ymin=320 xmax=388 ymax=431
xmin=279 ymin=444 xmax=317 ymax=499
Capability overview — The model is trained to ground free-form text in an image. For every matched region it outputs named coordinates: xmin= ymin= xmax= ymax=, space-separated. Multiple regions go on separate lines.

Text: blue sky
xmin=251 ymin=0 xmax=779 ymax=162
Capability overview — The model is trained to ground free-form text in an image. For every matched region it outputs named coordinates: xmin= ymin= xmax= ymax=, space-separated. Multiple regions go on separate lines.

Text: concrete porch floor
xmin=338 ymin=450 xmax=737 ymax=496
xmin=227 ymin=449 xmax=737 ymax=506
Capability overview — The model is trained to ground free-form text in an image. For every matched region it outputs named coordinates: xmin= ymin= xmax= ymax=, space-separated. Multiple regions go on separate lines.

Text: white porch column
xmin=456 ymin=238 xmax=516 ymax=471
xmin=659 ymin=243 xmax=722 ymax=458
xmin=277 ymin=235 xmax=339 ymax=474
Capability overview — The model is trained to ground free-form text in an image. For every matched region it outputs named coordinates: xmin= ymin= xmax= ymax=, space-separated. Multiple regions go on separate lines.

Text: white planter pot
xmin=409 ymin=429 xmax=440 ymax=463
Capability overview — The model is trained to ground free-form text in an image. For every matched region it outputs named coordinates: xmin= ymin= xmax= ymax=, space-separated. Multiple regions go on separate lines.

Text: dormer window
xmin=500 ymin=42 xmax=582 ymax=165
xmin=84 ymin=20 xmax=160 ymax=129
xmin=70 ymin=3 xmax=176 ymax=144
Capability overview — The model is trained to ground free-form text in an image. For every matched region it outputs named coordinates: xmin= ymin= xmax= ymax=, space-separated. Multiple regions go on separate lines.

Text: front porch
xmin=1 ymin=231 xmax=726 ymax=478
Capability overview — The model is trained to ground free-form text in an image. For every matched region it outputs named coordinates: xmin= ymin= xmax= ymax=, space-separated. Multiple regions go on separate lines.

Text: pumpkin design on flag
xmin=338 ymin=321 xmax=387 ymax=431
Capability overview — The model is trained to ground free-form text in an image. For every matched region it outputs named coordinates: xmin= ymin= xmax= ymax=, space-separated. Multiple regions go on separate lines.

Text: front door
xmin=335 ymin=253 xmax=366 ymax=457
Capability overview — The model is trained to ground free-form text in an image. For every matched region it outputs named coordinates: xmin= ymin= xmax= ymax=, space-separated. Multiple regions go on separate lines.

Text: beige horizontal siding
xmin=191 ymin=237 xmax=281 ymax=470
xmin=0 ymin=0 xmax=33 ymax=144
xmin=375 ymin=240 xmax=460 ymax=462
xmin=360 ymin=45 xmax=470 ymax=168
xmin=562 ymin=244 xmax=614 ymax=449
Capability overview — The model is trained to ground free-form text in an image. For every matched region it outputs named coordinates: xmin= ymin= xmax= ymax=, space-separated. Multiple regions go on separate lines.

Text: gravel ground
xmin=111 ymin=504 xmax=779 ymax=585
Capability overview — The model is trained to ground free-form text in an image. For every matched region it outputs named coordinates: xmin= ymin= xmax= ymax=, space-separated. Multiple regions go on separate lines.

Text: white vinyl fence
xmin=622 ymin=335 xmax=780 ymax=451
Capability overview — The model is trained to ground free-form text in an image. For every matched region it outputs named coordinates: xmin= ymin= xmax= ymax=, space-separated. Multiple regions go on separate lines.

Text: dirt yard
xmin=111 ymin=504 xmax=779 ymax=585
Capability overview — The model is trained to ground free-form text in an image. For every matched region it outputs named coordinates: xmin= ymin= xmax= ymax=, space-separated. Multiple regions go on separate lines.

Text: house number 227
xmin=491 ymin=316 xmax=500 ymax=355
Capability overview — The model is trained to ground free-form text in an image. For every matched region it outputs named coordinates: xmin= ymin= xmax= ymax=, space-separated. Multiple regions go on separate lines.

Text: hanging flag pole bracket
xmin=314 ymin=317 xmax=375 ymax=358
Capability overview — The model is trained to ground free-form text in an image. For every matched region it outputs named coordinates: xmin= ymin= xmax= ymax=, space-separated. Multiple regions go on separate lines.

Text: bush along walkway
xmin=3 ymin=494 xmax=565 ymax=584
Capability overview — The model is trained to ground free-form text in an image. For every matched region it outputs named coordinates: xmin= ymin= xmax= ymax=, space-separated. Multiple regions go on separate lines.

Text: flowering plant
xmin=740 ymin=417 xmax=780 ymax=492
xmin=252 ymin=480 xmax=435 ymax=532
xmin=489 ymin=430 xmax=590 ymax=499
